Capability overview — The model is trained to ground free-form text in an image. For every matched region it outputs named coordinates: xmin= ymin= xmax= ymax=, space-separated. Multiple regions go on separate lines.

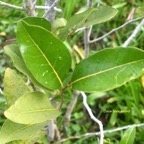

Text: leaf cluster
xmin=0 ymin=2 xmax=144 ymax=143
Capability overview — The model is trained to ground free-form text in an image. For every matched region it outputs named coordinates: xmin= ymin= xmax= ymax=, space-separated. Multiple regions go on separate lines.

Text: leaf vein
xmin=71 ymin=59 xmax=144 ymax=85
xmin=21 ymin=20 xmax=64 ymax=88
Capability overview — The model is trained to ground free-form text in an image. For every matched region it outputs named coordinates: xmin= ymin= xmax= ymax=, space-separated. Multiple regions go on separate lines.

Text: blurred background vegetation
xmin=0 ymin=0 xmax=144 ymax=143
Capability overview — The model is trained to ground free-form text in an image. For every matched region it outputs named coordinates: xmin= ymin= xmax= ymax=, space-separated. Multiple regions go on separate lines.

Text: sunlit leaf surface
xmin=71 ymin=48 xmax=144 ymax=92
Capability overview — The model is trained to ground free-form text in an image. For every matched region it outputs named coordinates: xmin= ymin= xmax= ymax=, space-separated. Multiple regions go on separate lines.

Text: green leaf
xmin=83 ymin=6 xmax=118 ymax=27
xmin=0 ymin=120 xmax=46 ymax=144
xmin=7 ymin=130 xmax=46 ymax=144
xmin=17 ymin=18 xmax=71 ymax=90
xmin=59 ymin=8 xmax=94 ymax=40
xmin=6 ymin=130 xmax=46 ymax=144
xmin=52 ymin=18 xmax=67 ymax=32
xmin=4 ymin=68 xmax=32 ymax=106
xmin=120 ymin=127 xmax=136 ymax=144
xmin=135 ymin=6 xmax=144 ymax=18
xmin=20 ymin=130 xmax=46 ymax=144
xmin=59 ymin=6 xmax=117 ymax=40
xmin=4 ymin=92 xmax=61 ymax=124
xmin=71 ymin=48 xmax=144 ymax=92
xmin=4 ymin=44 xmax=49 ymax=90
xmin=21 ymin=17 xmax=51 ymax=31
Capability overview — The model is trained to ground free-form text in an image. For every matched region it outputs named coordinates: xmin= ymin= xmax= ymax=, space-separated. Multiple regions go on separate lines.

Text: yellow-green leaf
xmin=135 ymin=6 xmax=144 ymax=18
xmin=4 ymin=44 xmax=49 ymax=90
xmin=4 ymin=92 xmax=60 ymax=124
xmin=4 ymin=68 xmax=32 ymax=106
xmin=0 ymin=120 xmax=46 ymax=144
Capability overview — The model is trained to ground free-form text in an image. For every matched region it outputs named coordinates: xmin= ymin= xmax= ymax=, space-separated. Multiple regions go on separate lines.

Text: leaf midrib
xmin=71 ymin=59 xmax=144 ymax=85
xmin=20 ymin=20 xmax=64 ymax=88
xmin=7 ymin=108 xmax=58 ymax=114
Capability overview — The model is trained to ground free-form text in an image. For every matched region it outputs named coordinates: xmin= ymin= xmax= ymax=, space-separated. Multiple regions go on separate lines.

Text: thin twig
xmin=88 ymin=26 xmax=93 ymax=38
xmin=32 ymin=0 xmax=37 ymax=11
xmin=123 ymin=18 xmax=144 ymax=47
xmin=0 ymin=1 xmax=23 ymax=10
xmin=84 ymin=0 xmax=93 ymax=58
xmin=43 ymin=0 xmax=60 ymax=22
xmin=97 ymin=0 xmax=101 ymax=7
xmin=59 ymin=123 xmax=144 ymax=142
xmin=81 ymin=92 xmax=104 ymax=144
xmin=53 ymin=7 xmax=62 ymax=12
xmin=64 ymin=91 xmax=80 ymax=126
xmin=89 ymin=16 xmax=144 ymax=44
xmin=23 ymin=0 xmax=36 ymax=16
xmin=84 ymin=27 xmax=90 ymax=58
xmin=47 ymin=120 xmax=61 ymax=142
xmin=0 ymin=1 xmax=62 ymax=12
xmin=32 ymin=0 xmax=37 ymax=6
xmin=75 ymin=27 xmax=86 ymax=33
xmin=87 ymin=0 xmax=93 ymax=7
xmin=36 ymin=6 xmax=62 ymax=12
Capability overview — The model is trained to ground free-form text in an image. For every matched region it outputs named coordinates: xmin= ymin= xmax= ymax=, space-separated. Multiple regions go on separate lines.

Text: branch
xmin=89 ymin=17 xmax=144 ymax=44
xmin=0 ymin=1 xmax=23 ymax=10
xmin=23 ymin=0 xmax=36 ymax=16
xmin=64 ymin=91 xmax=80 ymax=126
xmin=84 ymin=0 xmax=93 ymax=58
xmin=81 ymin=92 xmax=104 ymax=144
xmin=123 ymin=18 xmax=144 ymax=47
xmin=33 ymin=0 xmax=37 ymax=6
xmin=43 ymin=0 xmax=60 ymax=23
xmin=84 ymin=27 xmax=90 ymax=58
xmin=59 ymin=123 xmax=144 ymax=142
xmin=97 ymin=0 xmax=101 ymax=7
xmin=36 ymin=6 xmax=62 ymax=12
xmin=87 ymin=0 xmax=93 ymax=7
xmin=0 ymin=1 xmax=62 ymax=12
xmin=47 ymin=120 xmax=61 ymax=142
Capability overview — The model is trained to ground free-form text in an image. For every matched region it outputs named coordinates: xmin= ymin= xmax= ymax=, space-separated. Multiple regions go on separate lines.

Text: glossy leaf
xmin=17 ymin=19 xmax=71 ymax=90
xmin=120 ymin=127 xmax=136 ymax=144
xmin=21 ymin=17 xmax=51 ymax=31
xmin=4 ymin=92 xmax=61 ymax=124
xmin=4 ymin=68 xmax=31 ymax=106
xmin=0 ymin=120 xmax=46 ymax=144
xmin=4 ymin=44 xmax=49 ymax=90
xmin=71 ymin=48 xmax=144 ymax=92
xmin=59 ymin=6 xmax=117 ymax=40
